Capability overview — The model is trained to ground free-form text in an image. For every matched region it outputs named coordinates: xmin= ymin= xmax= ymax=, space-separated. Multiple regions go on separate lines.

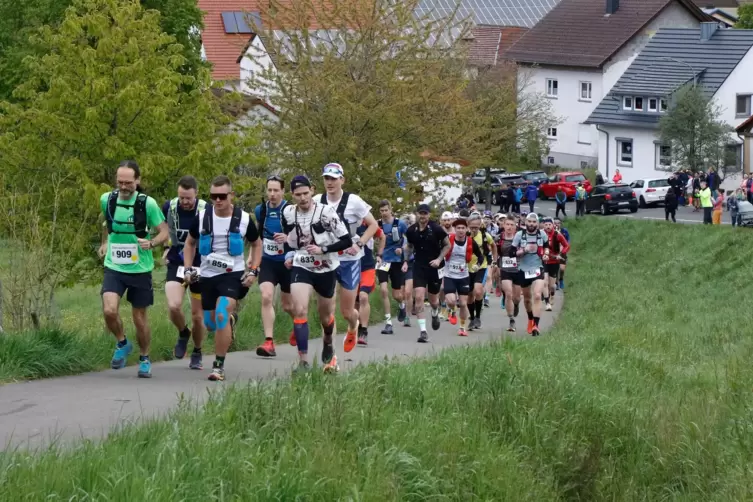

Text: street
xmin=502 ymin=200 xmax=740 ymax=225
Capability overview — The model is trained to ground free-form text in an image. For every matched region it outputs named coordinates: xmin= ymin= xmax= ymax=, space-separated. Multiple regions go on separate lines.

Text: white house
xmin=505 ymin=0 xmax=710 ymax=170
xmin=585 ymin=24 xmax=753 ymax=182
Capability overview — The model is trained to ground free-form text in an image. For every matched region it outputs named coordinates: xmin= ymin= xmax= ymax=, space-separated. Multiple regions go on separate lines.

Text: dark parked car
xmin=521 ymin=170 xmax=548 ymax=186
xmin=585 ymin=183 xmax=638 ymax=215
xmin=483 ymin=174 xmax=525 ymax=205
xmin=470 ymin=168 xmax=506 ymax=203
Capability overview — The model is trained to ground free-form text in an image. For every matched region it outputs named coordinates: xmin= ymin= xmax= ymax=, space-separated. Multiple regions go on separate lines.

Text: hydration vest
xmin=167 ymin=198 xmax=206 ymax=248
xmin=106 ymin=190 xmax=148 ymax=239
xmin=257 ymin=200 xmax=287 ymax=238
xmin=445 ymin=234 xmax=474 ymax=263
xmin=320 ymin=192 xmax=353 ymax=234
xmin=198 ymin=205 xmax=244 ymax=257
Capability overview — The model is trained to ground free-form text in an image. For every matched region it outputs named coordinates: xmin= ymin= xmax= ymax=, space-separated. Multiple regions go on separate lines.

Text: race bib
xmin=501 ymin=257 xmax=517 ymax=268
xmin=110 ymin=243 xmax=139 ymax=265
xmin=294 ymin=251 xmax=329 ymax=270
xmin=449 ymin=263 xmax=465 ymax=274
xmin=524 ymin=268 xmax=541 ymax=280
xmin=206 ymin=253 xmax=233 ymax=273
xmin=263 ymin=238 xmax=284 ymax=256
xmin=377 ymin=261 xmax=391 ymax=272
xmin=437 ymin=267 xmax=445 ymax=279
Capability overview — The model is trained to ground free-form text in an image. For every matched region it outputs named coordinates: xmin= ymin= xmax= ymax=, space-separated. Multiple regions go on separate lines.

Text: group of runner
xmin=98 ymin=160 xmax=571 ymax=380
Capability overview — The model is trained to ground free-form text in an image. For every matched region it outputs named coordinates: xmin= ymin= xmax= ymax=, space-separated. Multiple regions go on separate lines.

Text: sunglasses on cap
xmin=209 ymin=192 xmax=229 ymax=201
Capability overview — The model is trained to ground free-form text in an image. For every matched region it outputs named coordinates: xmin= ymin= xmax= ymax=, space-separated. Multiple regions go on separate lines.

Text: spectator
xmin=555 ymin=187 xmax=567 ymax=219
xmin=612 ymin=169 xmax=622 ymax=183
xmin=727 ymin=188 xmax=742 ymax=227
xmin=575 ymin=183 xmax=587 ymax=217
xmin=664 ymin=188 xmax=677 ymax=223
xmin=512 ymin=184 xmax=522 ymax=214
xmin=698 ymin=180 xmax=713 ymax=224
xmin=707 ymin=168 xmax=718 ymax=197
xmin=746 ymin=174 xmax=753 ymax=204
xmin=506 ymin=183 xmax=515 ymax=214
xmin=595 ymin=171 xmax=605 ymax=185
xmin=524 ymin=182 xmax=538 ymax=213
xmin=692 ymin=173 xmax=702 ymax=212
xmin=712 ymin=188 xmax=724 ymax=225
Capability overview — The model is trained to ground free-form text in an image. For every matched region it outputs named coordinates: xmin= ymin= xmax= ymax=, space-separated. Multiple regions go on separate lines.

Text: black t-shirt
xmin=406 ymin=221 xmax=448 ymax=265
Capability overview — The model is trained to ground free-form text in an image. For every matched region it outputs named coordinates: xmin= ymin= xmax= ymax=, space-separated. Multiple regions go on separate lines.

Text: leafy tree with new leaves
xmin=0 ymin=0 xmax=265 ymax=330
xmin=735 ymin=4 xmax=753 ymax=29
xmin=249 ymin=0 xmax=552 ymax=211
xmin=659 ymin=84 xmax=737 ymax=178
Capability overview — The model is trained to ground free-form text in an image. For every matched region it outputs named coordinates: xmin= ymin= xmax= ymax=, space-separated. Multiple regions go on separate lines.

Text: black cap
xmin=290 ymin=175 xmax=312 ymax=192
xmin=416 ymin=203 xmax=431 ymax=214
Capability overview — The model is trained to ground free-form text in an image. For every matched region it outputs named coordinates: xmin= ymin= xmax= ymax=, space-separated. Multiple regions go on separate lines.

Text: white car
xmin=629 ymin=178 xmax=671 ymax=207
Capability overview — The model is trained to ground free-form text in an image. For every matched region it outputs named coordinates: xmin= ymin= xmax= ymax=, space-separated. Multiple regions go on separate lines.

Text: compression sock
xmin=475 ymin=300 xmax=483 ymax=318
xmin=322 ymin=316 xmax=335 ymax=345
xmin=294 ymin=318 xmax=310 ymax=355
xmin=534 ymin=316 xmax=540 ymax=328
xmin=215 ymin=355 xmax=225 ymax=367
xmin=559 ymin=270 xmax=565 ymax=282
xmin=385 ymin=313 xmax=392 ymax=325
xmin=418 ymin=319 xmax=427 ymax=331
xmin=469 ymin=309 xmax=476 ymax=320
xmin=179 ymin=327 xmax=190 ymax=339
xmin=117 ymin=338 xmax=128 ymax=348
xmin=527 ymin=310 xmax=534 ymax=321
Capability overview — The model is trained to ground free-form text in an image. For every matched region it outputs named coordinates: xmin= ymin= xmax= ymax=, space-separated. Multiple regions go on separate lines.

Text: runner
xmin=437 ymin=211 xmax=455 ymax=320
xmin=282 ymin=175 xmax=353 ymax=373
xmin=442 ymin=218 xmax=484 ymax=336
xmin=375 ymin=200 xmax=408 ymax=334
xmin=554 ymin=218 xmax=570 ymax=290
xmin=497 ymin=214 xmax=522 ymax=332
xmin=440 ymin=211 xmax=454 ymax=234
xmin=402 ymin=213 xmax=416 ymax=327
xmin=162 ymin=175 xmax=206 ymax=369
xmin=254 ymin=175 xmax=294 ymax=358
xmin=512 ymin=213 xmax=550 ymax=336
xmin=182 ymin=175 xmax=261 ymax=381
xmin=317 ymin=163 xmax=378 ymax=353
xmin=99 ymin=160 xmax=169 ymax=378
xmin=356 ymin=221 xmax=384 ymax=346
xmin=542 ymin=218 xmax=570 ymax=311
xmin=466 ymin=212 xmax=497 ymax=330
xmin=404 ymin=204 xmax=450 ymax=343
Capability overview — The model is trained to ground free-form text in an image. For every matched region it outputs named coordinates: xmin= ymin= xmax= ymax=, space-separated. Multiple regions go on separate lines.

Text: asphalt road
xmin=506 ymin=199 xmax=740 ymax=225
xmin=0 ymin=293 xmax=562 ymax=451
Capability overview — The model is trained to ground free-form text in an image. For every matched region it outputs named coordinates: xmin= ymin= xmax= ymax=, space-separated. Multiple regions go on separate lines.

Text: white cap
xmin=526 ymin=212 xmax=539 ymax=221
xmin=441 ymin=211 xmax=453 ymax=220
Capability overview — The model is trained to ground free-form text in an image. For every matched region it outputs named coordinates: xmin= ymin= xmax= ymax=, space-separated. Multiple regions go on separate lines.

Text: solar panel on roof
xmin=222 ymin=11 xmax=262 ymax=34
xmin=221 ymin=12 xmax=239 ymax=34
xmin=416 ymin=0 xmax=560 ymax=28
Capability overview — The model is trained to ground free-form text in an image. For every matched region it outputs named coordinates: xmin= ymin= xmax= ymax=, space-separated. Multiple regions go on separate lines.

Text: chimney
xmin=700 ymin=22 xmax=718 ymax=41
xmin=606 ymin=0 xmax=619 ymax=15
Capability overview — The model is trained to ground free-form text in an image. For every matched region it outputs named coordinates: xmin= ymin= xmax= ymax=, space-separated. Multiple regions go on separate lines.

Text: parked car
xmin=539 ymin=172 xmax=593 ymax=200
xmin=475 ymin=174 xmax=525 ymax=204
xmin=585 ymin=183 xmax=638 ymax=215
xmin=629 ymin=177 xmax=670 ymax=207
xmin=470 ymin=167 xmax=506 ymax=203
xmin=520 ymin=170 xmax=549 ymax=186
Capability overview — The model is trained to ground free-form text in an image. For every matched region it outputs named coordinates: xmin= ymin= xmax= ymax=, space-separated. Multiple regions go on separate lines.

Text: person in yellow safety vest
xmin=696 ymin=180 xmax=713 ymax=225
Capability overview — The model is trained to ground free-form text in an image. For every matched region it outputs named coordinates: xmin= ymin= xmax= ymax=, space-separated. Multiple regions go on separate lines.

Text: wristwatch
xmin=148 ymin=240 xmax=155 ymax=249
xmin=248 ymin=267 xmax=259 ymax=277
xmin=321 ymin=245 xmax=329 ymax=254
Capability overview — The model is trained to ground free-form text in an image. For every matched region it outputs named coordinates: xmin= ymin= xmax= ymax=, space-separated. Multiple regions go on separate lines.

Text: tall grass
xmin=2 ymin=218 xmax=753 ymax=500
xmin=0 ymin=272 xmax=386 ymax=383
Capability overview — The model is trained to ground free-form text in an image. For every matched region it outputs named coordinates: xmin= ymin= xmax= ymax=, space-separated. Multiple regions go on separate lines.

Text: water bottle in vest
xmin=391 ymin=224 xmax=399 ymax=242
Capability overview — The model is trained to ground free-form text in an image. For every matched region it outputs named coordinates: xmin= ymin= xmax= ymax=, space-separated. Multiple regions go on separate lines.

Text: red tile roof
xmin=737 ymin=115 xmax=753 ymax=133
xmin=199 ymin=0 xmax=259 ymax=80
xmin=468 ymin=25 xmax=528 ymax=67
xmin=505 ymin=0 xmax=711 ymax=68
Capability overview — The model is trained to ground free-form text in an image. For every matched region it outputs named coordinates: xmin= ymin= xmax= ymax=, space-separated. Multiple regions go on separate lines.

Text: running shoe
xmin=208 ymin=363 xmax=225 ymax=381
xmin=507 ymin=319 xmax=516 ymax=332
xmin=256 ymin=339 xmax=277 ymax=357
xmin=322 ymin=343 xmax=339 ymax=373
xmin=417 ymin=331 xmax=429 ymax=343
xmin=357 ymin=333 xmax=368 ymax=346
xmin=527 ymin=319 xmax=534 ymax=335
xmin=403 ymin=316 xmax=411 ymax=327
xmin=381 ymin=323 xmax=394 ymax=335
xmin=439 ymin=308 xmax=447 ymax=321
xmin=137 ymin=358 xmax=152 ymax=378
xmin=292 ymin=361 xmax=311 ymax=375
xmin=397 ymin=308 xmax=406 ymax=323
xmin=448 ymin=312 xmax=457 ymax=325
xmin=559 ymin=280 xmax=565 ymax=290
xmin=431 ymin=312 xmax=440 ymax=331
xmin=111 ymin=340 xmax=133 ymax=370
xmin=174 ymin=336 xmax=189 ymax=360
xmin=458 ymin=327 xmax=468 ymax=337
xmin=473 ymin=318 xmax=483 ymax=330
xmin=289 ymin=330 xmax=297 ymax=346
xmin=189 ymin=351 xmax=203 ymax=370
xmin=513 ymin=302 xmax=520 ymax=317
xmin=483 ymin=297 xmax=490 ymax=308
xmin=323 ymin=354 xmax=340 ymax=373
xmin=531 ymin=325 xmax=540 ymax=337
xmin=545 ymin=303 xmax=553 ymax=312
xmin=343 ymin=326 xmax=358 ymax=353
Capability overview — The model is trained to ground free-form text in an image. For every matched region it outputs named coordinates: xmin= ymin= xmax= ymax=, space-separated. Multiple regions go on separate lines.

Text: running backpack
xmin=445 ymin=234 xmax=474 ymax=263
xmin=106 ymin=190 xmax=148 ymax=239
xmin=479 ymin=228 xmax=491 ymax=257
xmin=257 ymin=200 xmax=287 ymax=238
xmin=199 ymin=205 xmax=244 ymax=256
xmin=167 ymin=197 xmax=206 ymax=247
xmin=320 ymin=192 xmax=351 ymax=233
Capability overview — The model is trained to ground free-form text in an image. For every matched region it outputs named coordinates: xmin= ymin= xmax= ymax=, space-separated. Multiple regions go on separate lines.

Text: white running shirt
xmin=316 ymin=192 xmax=372 ymax=261
xmin=283 ymin=202 xmax=350 ymax=273
xmin=444 ymin=238 xmax=470 ymax=279
xmin=195 ymin=209 xmax=254 ymax=278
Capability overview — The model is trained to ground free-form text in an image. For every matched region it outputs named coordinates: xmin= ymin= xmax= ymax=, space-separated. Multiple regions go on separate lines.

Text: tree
xmin=736 ymin=4 xmax=753 ymax=29
xmin=659 ymin=85 xmax=738 ymax=179
xmin=0 ymin=0 xmax=206 ymax=101
xmin=248 ymin=0 xmax=550 ymax=210
xmin=0 ymin=0 xmax=264 ymax=330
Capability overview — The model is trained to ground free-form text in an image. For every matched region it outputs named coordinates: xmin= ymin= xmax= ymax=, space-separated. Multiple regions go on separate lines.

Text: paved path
xmin=0 ymin=295 xmax=562 ymax=451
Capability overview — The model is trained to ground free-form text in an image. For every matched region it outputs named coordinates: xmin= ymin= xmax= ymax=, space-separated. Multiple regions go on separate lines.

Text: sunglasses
xmin=267 ymin=175 xmax=283 ymax=182
xmin=210 ymin=193 xmax=229 ymax=201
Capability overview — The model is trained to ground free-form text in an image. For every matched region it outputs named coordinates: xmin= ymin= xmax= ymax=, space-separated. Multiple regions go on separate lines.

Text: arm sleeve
xmin=245 ymin=218 xmax=259 ymax=243
xmin=147 ymin=197 xmax=166 ymax=228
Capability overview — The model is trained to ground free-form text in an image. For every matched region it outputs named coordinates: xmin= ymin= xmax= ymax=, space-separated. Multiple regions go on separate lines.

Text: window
xmin=655 ymin=143 xmax=672 ymax=170
xmin=648 ymin=179 xmax=670 ymax=188
xmin=616 ymin=138 xmax=633 ymax=167
xmin=547 ymin=156 xmax=555 ymax=165
xmin=736 ymin=94 xmax=751 ymax=117
xmin=580 ymin=81 xmax=592 ymax=101
xmin=565 ymin=174 xmax=587 ymax=183
xmin=546 ymin=79 xmax=558 ymax=98
xmin=580 ymin=161 xmax=589 ymax=169
xmin=578 ymin=124 xmax=591 ymax=144
xmin=630 ymin=180 xmax=644 ymax=188
xmin=648 ymin=98 xmax=658 ymax=112
xmin=634 ymin=97 xmax=644 ymax=111
xmin=547 ymin=127 xmax=558 ymax=139
xmin=623 ymin=96 xmax=633 ymax=110
xmin=660 ymin=98 xmax=668 ymax=112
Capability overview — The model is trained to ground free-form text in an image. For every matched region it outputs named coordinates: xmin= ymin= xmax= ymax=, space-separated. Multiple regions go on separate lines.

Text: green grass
xmin=0 ymin=269 xmax=386 ymax=383
xmin=3 ymin=217 xmax=753 ymax=500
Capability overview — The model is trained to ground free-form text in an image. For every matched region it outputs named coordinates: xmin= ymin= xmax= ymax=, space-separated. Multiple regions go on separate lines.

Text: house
xmin=467 ymin=25 xmax=528 ymax=70
xmin=505 ymin=0 xmax=710 ymax=170
xmin=416 ymin=0 xmax=560 ymax=28
xmin=585 ymin=24 xmax=753 ymax=181
xmin=702 ymin=7 xmax=739 ymax=26
xmin=736 ymin=115 xmax=753 ymax=174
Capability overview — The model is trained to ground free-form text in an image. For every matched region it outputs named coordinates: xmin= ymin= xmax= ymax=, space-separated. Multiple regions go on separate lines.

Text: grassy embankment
xmin=3 ymin=217 xmax=753 ymax=500
xmin=0 ymin=266 xmax=386 ymax=383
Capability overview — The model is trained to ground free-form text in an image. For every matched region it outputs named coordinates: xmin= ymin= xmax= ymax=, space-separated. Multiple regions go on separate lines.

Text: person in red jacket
xmin=542 ymin=217 xmax=570 ymax=312
xmin=612 ymin=169 xmax=622 ymax=183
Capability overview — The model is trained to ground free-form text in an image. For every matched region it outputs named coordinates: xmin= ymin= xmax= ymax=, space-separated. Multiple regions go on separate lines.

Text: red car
xmin=539 ymin=172 xmax=593 ymax=200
